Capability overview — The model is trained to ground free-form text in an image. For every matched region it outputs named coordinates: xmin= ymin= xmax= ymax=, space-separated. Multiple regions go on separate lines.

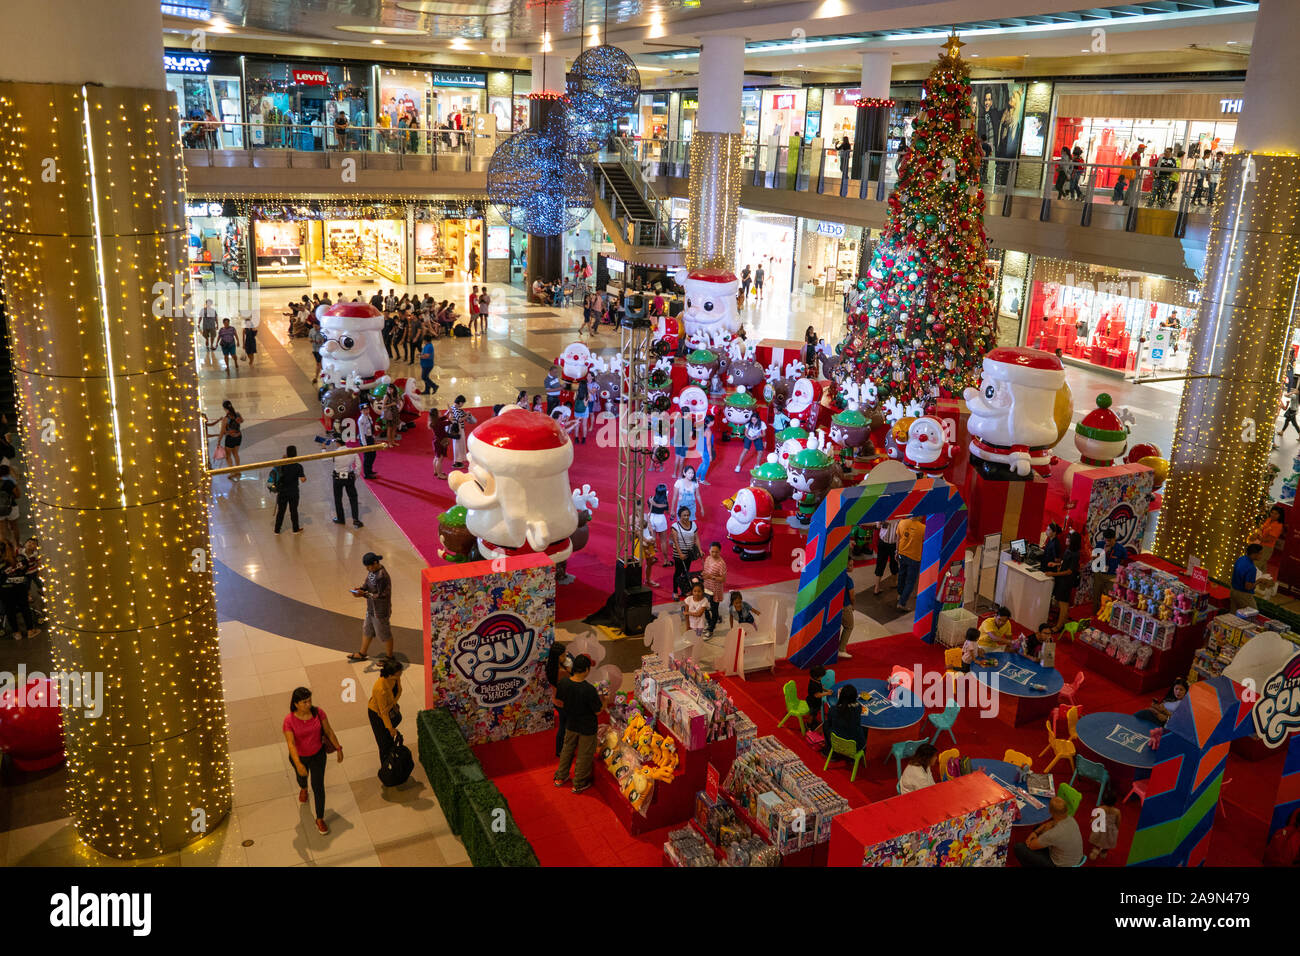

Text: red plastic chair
xmin=1123 ymin=779 xmax=1148 ymax=807
xmin=1059 ymin=670 xmax=1085 ymax=707
xmin=888 ymin=665 xmax=914 ymax=692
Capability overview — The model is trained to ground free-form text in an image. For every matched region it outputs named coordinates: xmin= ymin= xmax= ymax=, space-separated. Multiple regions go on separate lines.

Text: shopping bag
xmin=213 ymin=443 xmax=226 ymax=463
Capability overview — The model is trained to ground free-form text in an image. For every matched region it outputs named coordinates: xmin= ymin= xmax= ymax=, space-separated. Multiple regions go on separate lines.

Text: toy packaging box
xmin=1068 ymin=463 xmax=1155 ymax=604
xmin=422 ymin=554 xmax=557 ymax=745
xmin=829 ymin=774 xmax=1015 ymax=867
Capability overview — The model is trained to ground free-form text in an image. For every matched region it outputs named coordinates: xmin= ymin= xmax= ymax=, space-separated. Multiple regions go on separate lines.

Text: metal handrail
xmin=612 ymin=138 xmax=675 ymax=242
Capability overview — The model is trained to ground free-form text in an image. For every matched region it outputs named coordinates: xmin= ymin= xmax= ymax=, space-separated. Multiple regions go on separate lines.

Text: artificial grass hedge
xmin=417 ymin=708 xmax=540 ymax=867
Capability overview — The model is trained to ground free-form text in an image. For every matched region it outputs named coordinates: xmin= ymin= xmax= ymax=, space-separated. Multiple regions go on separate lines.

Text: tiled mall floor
xmin=3 ymin=274 xmax=1294 ymax=866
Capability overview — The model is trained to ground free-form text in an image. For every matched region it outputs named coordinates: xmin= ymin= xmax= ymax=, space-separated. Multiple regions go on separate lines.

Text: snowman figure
xmin=726 ymin=486 xmax=775 ymax=560
xmin=447 ymin=409 xmax=580 ymax=563
xmin=902 ymin=416 xmax=954 ymax=473
xmin=674 ymin=267 xmax=743 ymax=348
xmin=964 ymin=347 xmax=1070 ymax=480
xmin=557 ymin=342 xmax=594 ymax=385
xmin=319 ymin=302 xmax=389 ymax=389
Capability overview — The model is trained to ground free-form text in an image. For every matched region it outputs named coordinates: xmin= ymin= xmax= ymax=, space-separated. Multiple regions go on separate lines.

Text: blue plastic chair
xmin=888 ymin=738 xmax=929 ymax=779
xmin=1069 ymin=755 xmax=1110 ymax=795
xmin=928 ymin=702 xmax=960 ymax=746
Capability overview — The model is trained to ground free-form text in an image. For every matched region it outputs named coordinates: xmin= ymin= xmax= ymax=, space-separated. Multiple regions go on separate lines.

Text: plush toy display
xmin=448 ymin=409 xmax=580 ymax=564
xmin=318 ymin=302 xmax=389 ymax=390
xmin=963 ymin=346 xmax=1072 ymax=480
xmin=726 ymin=486 xmax=775 ymax=560
xmin=675 ymin=267 xmax=743 ymax=348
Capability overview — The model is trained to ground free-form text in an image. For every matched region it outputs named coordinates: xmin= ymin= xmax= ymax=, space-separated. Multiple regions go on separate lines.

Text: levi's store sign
xmin=293 ymin=69 xmax=330 ymax=86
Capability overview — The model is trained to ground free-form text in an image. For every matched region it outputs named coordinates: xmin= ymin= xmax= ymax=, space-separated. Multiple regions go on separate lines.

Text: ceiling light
xmin=1226 ymin=40 xmax=1239 ymax=44
xmin=649 ymin=11 xmax=665 ymax=39
xmin=208 ymin=17 xmax=233 ymax=33
xmin=373 ymin=39 xmax=386 ymax=45
xmin=336 ymin=24 xmax=428 ymax=36
xmin=451 ymin=37 xmax=468 ymax=49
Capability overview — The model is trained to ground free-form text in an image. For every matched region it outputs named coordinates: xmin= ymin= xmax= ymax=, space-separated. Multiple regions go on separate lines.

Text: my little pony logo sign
xmin=1098 ymin=503 xmax=1139 ymax=544
xmin=1253 ymin=652 xmax=1300 ymax=748
xmin=452 ymin=612 xmax=536 ymax=707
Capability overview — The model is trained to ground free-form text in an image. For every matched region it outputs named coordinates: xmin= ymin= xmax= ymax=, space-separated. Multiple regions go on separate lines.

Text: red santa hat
xmin=686 ymin=268 xmax=739 ymax=284
xmin=322 ymin=301 xmax=384 ymax=330
xmin=981 ymin=346 xmax=1065 ymax=391
xmin=467 ymin=409 xmax=573 ymax=476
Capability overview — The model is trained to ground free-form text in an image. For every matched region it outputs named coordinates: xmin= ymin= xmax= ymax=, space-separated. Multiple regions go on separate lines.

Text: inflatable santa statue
xmin=963 ymin=347 xmax=1072 ymax=480
xmin=319 ymin=302 xmax=388 ymax=390
xmin=447 ymin=409 xmax=580 ymax=564
xmin=726 ymin=486 xmax=775 ymax=560
xmin=674 ymin=267 xmax=742 ymax=348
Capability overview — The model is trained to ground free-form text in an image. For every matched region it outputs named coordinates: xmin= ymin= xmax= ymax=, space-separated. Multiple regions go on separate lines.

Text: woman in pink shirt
xmin=700 ymin=541 xmax=728 ymax=637
xmin=282 ymin=686 xmax=343 ymax=834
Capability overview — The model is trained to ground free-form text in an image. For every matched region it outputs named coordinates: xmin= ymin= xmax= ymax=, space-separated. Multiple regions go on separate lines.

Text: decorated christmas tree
xmin=839 ymin=33 xmax=995 ymax=409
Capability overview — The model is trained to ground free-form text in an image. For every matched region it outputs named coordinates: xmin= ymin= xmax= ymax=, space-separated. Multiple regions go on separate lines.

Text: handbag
xmin=318 ymin=713 xmax=336 ymax=753
xmin=213 ymin=443 xmax=226 ymax=462
xmin=388 ymin=703 xmax=402 ymax=728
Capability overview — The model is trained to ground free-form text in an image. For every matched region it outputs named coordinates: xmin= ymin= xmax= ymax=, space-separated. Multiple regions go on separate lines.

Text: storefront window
xmin=244 ymin=60 xmax=371 ymax=149
xmin=431 ymin=70 xmax=487 ymax=136
xmin=185 ymin=203 xmax=247 ymax=288
xmin=677 ymin=92 xmax=698 ymax=142
xmin=1025 ymin=256 xmax=1198 ymax=375
xmin=820 ymin=88 xmax=859 ymax=176
xmin=741 ymin=89 xmax=761 ymax=144
xmin=635 ymin=92 xmax=670 ymax=141
xmin=736 ymin=210 xmax=797 ymax=302
xmin=323 ymin=219 xmax=405 ymax=283
xmin=760 ymin=89 xmax=806 ymax=144
xmin=415 ymin=217 xmax=483 ymax=282
xmin=795 ymin=219 xmax=862 ymax=300
xmin=512 ymin=73 xmax=531 ymax=131
xmin=165 ymin=52 xmax=243 ymax=148
xmin=253 ymin=220 xmax=308 ymax=285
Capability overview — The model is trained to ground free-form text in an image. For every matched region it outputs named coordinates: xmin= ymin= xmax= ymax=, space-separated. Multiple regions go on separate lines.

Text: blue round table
xmin=968 ymin=758 xmax=1051 ymax=828
xmin=1075 ymin=711 xmax=1160 ymax=791
xmin=970 ymin=651 xmax=1065 ymax=727
xmin=830 ymin=678 xmax=926 ymax=759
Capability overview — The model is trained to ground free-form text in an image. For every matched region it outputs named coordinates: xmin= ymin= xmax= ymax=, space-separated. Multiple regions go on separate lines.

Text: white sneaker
xmin=839 ymin=650 xmax=852 ymax=659
xmin=734 ymin=465 xmax=741 ymax=472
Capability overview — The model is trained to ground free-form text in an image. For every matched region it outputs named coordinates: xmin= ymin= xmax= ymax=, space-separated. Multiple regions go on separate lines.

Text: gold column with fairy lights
xmin=686 ymin=133 xmax=743 ymax=273
xmin=1152 ymin=152 xmax=1300 ymax=580
xmin=0 ymin=83 xmax=231 ymax=857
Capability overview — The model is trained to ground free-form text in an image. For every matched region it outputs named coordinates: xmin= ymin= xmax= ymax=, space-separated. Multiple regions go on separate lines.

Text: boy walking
xmin=553 ymin=654 xmax=606 ymax=794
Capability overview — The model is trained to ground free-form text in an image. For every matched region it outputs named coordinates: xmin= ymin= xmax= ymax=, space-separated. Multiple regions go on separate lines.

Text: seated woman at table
xmin=825 ymin=684 xmax=866 ymax=755
xmin=899 ymin=744 xmax=939 ymax=794
xmin=977 ymin=606 xmax=1015 ymax=651
xmin=1134 ymin=677 xmax=1189 ymax=726
xmin=805 ymin=664 xmax=831 ymax=735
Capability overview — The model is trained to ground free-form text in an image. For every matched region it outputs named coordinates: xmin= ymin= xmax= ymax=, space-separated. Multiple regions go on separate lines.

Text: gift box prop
xmin=829 ymin=772 xmax=1016 ymax=866
xmin=962 ymin=470 xmax=1049 ymax=549
xmin=788 ymin=472 xmax=968 ymax=668
xmin=422 ymin=553 xmax=557 ymax=745
xmin=1127 ymin=670 xmax=1300 ymax=867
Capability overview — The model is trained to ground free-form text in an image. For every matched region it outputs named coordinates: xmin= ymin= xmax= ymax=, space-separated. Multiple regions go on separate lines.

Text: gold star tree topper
xmin=938 ymin=31 xmax=969 ymax=74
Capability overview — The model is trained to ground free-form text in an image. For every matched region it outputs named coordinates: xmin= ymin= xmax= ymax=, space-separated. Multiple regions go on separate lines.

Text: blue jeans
xmin=897 ymin=555 xmax=920 ymax=607
xmin=698 ymin=443 xmax=712 ymax=481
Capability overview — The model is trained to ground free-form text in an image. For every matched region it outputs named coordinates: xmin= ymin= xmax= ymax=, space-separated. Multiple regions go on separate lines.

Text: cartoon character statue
xmin=963 ymin=347 xmax=1072 ymax=480
xmin=590 ymin=356 xmax=623 ymax=413
xmin=557 ymin=341 xmax=594 ymax=385
xmin=319 ymin=302 xmax=388 ymax=389
xmin=436 ymin=505 xmax=479 ymax=562
xmin=902 ymin=416 xmax=954 ymax=474
xmin=884 ymin=417 xmax=913 ymax=464
xmin=723 ymin=386 xmax=758 ymax=439
xmin=775 ymin=426 xmax=809 ymax=472
xmin=674 ymin=267 xmax=742 ymax=348
xmin=787 ymin=437 xmax=836 ymax=527
xmin=568 ymin=484 xmax=600 ymax=553
xmin=828 ymin=407 xmax=873 ymax=485
xmin=726 ymin=486 xmax=775 ymax=560
xmin=447 ymin=409 xmax=580 ymax=563
xmin=750 ymin=454 xmax=792 ymax=507
xmin=725 ymin=341 xmax=766 ymax=390
xmin=784 ymin=377 xmax=823 ymax=432
xmin=650 ymin=315 xmax=681 ymax=357
xmin=1065 ymin=392 xmax=1132 ymax=487
xmin=674 ymin=385 xmax=710 ymax=421
xmin=684 ymin=348 xmax=720 ymax=387
xmin=321 ymin=386 xmax=361 ymax=438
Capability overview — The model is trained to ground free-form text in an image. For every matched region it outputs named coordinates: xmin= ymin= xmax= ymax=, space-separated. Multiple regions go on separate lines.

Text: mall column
xmin=687 ymin=35 xmax=745 ymax=272
xmin=526 ymin=54 xmax=566 ymax=291
xmin=853 ymin=52 xmax=892 ymax=183
xmin=0 ymin=0 xmax=231 ymax=858
xmin=1152 ymin=0 xmax=1300 ymax=581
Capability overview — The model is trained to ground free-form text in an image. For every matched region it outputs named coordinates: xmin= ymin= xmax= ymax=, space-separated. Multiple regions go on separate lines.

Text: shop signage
xmin=1252 ymin=651 xmax=1300 ymax=748
xmin=773 ymin=93 xmax=797 ymax=110
xmin=292 ymin=69 xmax=329 ymax=86
xmin=185 ymin=202 xmax=225 ymax=218
xmin=433 ymin=71 xmax=486 ymax=88
xmin=451 ymin=612 xmax=536 ymax=708
xmin=164 ymin=55 xmax=211 ymax=74
xmin=705 ymin=763 xmax=719 ymax=802
xmin=1220 ymin=98 xmax=1244 ymax=114
xmin=778 ymin=75 xmax=803 ymax=88
xmin=1191 ymin=566 xmax=1209 ymax=592
xmin=681 ymin=98 xmax=698 ymax=110
xmin=814 ymin=221 xmax=846 ymax=238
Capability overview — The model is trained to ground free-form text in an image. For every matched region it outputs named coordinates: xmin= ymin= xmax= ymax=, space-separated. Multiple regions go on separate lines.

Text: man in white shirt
xmin=330 ymin=439 xmax=364 ymax=528
xmin=358 ymin=405 xmax=378 ymax=478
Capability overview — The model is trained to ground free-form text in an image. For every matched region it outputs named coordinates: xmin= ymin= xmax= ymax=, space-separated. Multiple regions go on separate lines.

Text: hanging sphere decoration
xmin=565 ymin=44 xmax=641 ymax=154
xmin=487 ymin=127 xmax=594 ymax=236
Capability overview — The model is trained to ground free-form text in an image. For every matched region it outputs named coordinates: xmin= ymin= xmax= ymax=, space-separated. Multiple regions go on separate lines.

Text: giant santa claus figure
xmin=674 ymin=267 xmax=742 ymax=349
xmin=964 ymin=347 xmax=1071 ymax=480
xmin=448 ymin=409 xmax=580 ymax=563
xmin=318 ymin=302 xmax=388 ymax=390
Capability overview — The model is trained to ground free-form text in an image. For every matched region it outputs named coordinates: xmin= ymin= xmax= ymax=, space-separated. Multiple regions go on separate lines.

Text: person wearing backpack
xmin=271 ymin=445 xmax=306 ymax=534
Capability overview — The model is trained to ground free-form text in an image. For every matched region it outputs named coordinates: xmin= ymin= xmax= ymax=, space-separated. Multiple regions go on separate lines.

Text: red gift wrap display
xmin=962 ymin=470 xmax=1049 ymax=547
xmin=755 ymin=338 xmax=806 ymax=377
xmin=930 ymin=397 xmax=971 ymax=486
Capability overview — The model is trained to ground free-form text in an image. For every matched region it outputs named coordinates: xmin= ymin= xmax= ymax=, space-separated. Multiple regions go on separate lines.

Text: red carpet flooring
xmin=476 ymin=628 xmax=1284 ymax=866
xmin=366 ymin=407 xmax=814 ymax=621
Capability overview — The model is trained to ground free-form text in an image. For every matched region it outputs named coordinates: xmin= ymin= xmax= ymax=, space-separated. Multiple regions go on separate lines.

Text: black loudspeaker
xmin=584 ymin=560 xmax=654 ymax=635
xmin=621 ymin=587 xmax=654 ymax=635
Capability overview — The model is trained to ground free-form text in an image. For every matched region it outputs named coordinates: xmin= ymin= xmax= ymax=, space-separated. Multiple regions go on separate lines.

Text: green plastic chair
xmin=1069 ymin=755 xmax=1110 ymax=795
xmin=928 ymin=701 xmax=960 ymax=746
xmin=823 ymin=731 xmax=866 ymax=781
xmin=888 ymin=738 xmax=930 ymax=779
xmin=1058 ymin=782 xmax=1082 ymax=817
xmin=1072 ymin=855 xmax=1087 ymax=867
xmin=777 ymin=680 xmax=810 ymax=734
xmin=1061 ymin=617 xmax=1092 ymax=642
